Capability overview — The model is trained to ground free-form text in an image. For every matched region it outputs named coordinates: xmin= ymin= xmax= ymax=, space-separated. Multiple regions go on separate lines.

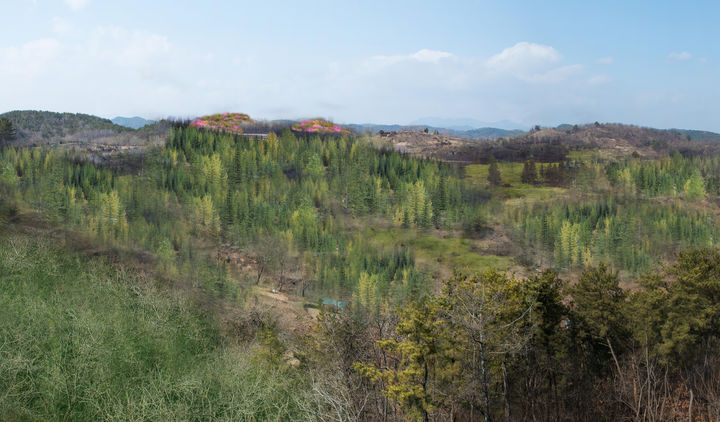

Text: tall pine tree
xmin=487 ymin=155 xmax=502 ymax=186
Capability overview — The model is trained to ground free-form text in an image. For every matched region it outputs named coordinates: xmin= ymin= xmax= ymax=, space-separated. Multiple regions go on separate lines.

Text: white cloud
xmin=596 ymin=56 xmax=614 ymax=64
xmin=668 ymin=51 xmax=692 ymax=61
xmin=484 ymin=42 xmax=582 ymax=83
xmin=410 ymin=49 xmax=455 ymax=63
xmin=588 ymin=74 xmax=611 ymax=85
xmin=0 ymin=38 xmax=62 ymax=78
xmin=522 ymin=64 xmax=585 ymax=83
xmin=65 ymin=0 xmax=90 ymax=10
xmin=0 ymin=26 xmax=197 ymax=118
xmin=366 ymin=49 xmax=455 ymax=71
xmin=306 ymin=42 xmax=602 ymax=125
xmin=88 ymin=26 xmax=172 ymax=68
xmin=486 ymin=42 xmax=561 ymax=72
xmin=52 ymin=17 xmax=73 ymax=35
xmin=0 ymin=35 xmax=624 ymax=129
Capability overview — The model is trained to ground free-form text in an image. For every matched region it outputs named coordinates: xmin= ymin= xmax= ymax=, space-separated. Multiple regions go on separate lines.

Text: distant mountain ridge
xmin=112 ymin=116 xmax=155 ymax=129
xmin=0 ymin=110 xmax=151 ymax=146
xmin=671 ymin=129 xmax=720 ymax=142
xmin=349 ymin=123 xmax=525 ymax=139
xmin=409 ymin=117 xmax=529 ymax=131
xmin=1 ymin=110 xmax=127 ymax=141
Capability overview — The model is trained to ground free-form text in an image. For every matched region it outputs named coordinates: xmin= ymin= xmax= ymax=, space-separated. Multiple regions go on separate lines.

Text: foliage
xmin=4 ymin=116 xmax=720 ymax=420
xmin=354 ymin=255 xmax=720 ymax=420
xmin=357 ymin=270 xmax=534 ymax=421
xmin=0 ymin=127 xmax=482 ymax=304
xmin=507 ymin=198 xmax=717 ymax=273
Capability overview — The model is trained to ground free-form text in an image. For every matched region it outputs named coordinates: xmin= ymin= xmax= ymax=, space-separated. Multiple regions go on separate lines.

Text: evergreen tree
xmin=521 ymin=160 xmax=538 ymax=185
xmin=570 ymin=264 xmax=627 ymax=373
xmin=0 ymin=117 xmax=16 ymax=143
xmin=487 ymin=155 xmax=502 ymax=186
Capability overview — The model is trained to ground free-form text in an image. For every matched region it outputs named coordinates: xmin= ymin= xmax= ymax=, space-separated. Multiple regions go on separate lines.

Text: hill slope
xmin=0 ymin=226 xmax=315 ymax=421
xmin=375 ymin=122 xmax=720 ymax=164
xmin=0 ymin=110 xmax=147 ymax=146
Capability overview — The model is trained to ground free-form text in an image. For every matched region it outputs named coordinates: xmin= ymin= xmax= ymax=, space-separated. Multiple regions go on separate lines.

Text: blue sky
xmin=2 ymin=0 xmax=719 ymax=130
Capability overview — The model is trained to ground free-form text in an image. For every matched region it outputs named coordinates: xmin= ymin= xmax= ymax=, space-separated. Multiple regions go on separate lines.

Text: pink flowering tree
xmin=291 ymin=119 xmax=349 ymax=134
xmin=190 ymin=113 xmax=252 ymax=133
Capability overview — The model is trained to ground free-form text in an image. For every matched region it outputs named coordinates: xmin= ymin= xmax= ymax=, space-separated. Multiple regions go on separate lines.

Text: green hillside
xmin=2 ymin=121 xmax=720 ymax=420
xmin=0 ymin=110 xmax=131 ymax=143
xmin=0 ymin=228 xmax=317 ymax=421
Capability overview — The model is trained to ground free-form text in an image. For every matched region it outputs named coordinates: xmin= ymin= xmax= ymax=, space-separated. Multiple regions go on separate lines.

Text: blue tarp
xmin=321 ymin=298 xmax=347 ymax=308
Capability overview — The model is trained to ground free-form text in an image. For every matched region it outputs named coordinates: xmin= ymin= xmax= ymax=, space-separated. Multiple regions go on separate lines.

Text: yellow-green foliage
xmin=356 ymin=270 xmax=533 ymax=421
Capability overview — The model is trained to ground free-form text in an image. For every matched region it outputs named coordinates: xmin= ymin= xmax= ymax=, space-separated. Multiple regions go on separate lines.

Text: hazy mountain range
xmin=111 ymin=116 xmax=156 ymax=130
xmin=408 ymin=117 xmax=529 ymax=131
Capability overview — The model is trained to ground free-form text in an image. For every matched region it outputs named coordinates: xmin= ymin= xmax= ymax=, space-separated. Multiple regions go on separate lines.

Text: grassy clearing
xmin=0 ymin=232 xmax=316 ymax=421
xmin=363 ymin=226 xmax=514 ymax=276
xmin=566 ymin=149 xmax=601 ymax=161
xmin=465 ymin=162 xmax=525 ymax=186
xmin=465 ymin=162 xmax=568 ymax=201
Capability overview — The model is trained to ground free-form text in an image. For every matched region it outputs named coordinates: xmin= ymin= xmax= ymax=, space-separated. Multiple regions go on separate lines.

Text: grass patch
xmin=501 ymin=185 xmax=568 ymax=201
xmin=465 ymin=162 xmax=525 ymax=186
xmin=566 ymin=149 xmax=600 ymax=161
xmin=0 ymin=232 xmax=316 ymax=421
xmin=364 ymin=226 xmax=514 ymax=276
xmin=465 ymin=163 xmax=568 ymax=201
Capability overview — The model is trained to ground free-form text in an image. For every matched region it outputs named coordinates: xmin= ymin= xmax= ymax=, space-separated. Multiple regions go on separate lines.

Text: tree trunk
xmin=606 ymin=336 xmax=622 ymax=375
xmin=481 ymin=342 xmax=491 ymax=422
xmin=502 ymin=356 xmax=510 ymax=421
xmin=423 ymin=360 xmax=430 ymax=422
xmin=688 ymin=388 xmax=693 ymax=422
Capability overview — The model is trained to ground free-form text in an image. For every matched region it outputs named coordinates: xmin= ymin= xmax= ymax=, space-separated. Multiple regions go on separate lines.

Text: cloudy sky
xmin=2 ymin=0 xmax=719 ymax=130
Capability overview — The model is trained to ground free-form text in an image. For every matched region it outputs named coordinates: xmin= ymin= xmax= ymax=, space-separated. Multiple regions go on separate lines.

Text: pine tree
xmin=521 ymin=160 xmax=538 ymax=185
xmin=487 ymin=155 xmax=502 ymax=186
xmin=0 ymin=117 xmax=16 ymax=143
xmin=570 ymin=264 xmax=627 ymax=372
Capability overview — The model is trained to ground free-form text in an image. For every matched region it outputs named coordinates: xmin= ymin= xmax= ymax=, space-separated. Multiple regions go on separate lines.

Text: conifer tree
xmin=521 ymin=160 xmax=538 ymax=184
xmin=487 ymin=155 xmax=502 ymax=186
xmin=0 ymin=117 xmax=16 ymax=143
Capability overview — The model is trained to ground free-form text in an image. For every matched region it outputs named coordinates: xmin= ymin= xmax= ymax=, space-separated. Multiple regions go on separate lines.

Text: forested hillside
xmin=2 ymin=121 xmax=720 ymax=420
xmin=0 ymin=110 xmax=156 ymax=146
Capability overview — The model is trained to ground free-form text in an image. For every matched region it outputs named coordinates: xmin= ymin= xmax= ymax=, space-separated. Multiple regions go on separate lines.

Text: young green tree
xmin=355 ymin=296 xmax=453 ymax=422
xmin=684 ymin=171 xmax=706 ymax=201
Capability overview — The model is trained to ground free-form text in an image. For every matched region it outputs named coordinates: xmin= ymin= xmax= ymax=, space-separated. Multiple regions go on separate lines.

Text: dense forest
xmin=2 ymin=120 xmax=720 ymax=421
